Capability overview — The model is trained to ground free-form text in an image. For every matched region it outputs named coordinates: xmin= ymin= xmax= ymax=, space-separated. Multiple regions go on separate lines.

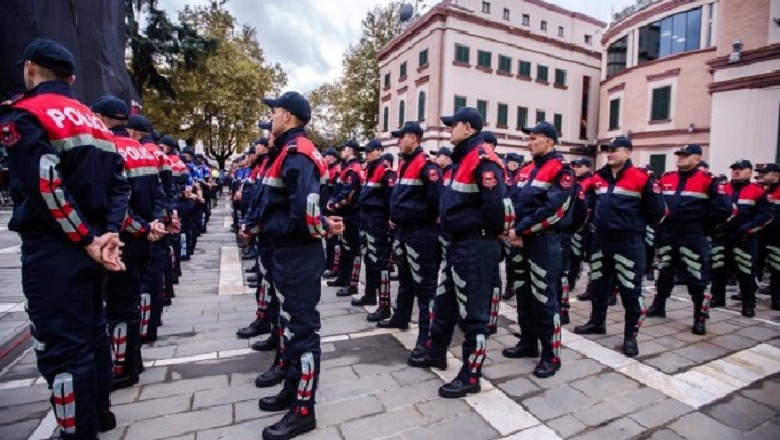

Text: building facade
xmin=597 ymin=0 xmax=780 ymax=174
xmin=376 ymin=0 xmax=606 ymax=159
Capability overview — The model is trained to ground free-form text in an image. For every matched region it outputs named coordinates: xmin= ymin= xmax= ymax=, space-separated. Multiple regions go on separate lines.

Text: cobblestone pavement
xmin=0 ymin=201 xmax=779 ymax=440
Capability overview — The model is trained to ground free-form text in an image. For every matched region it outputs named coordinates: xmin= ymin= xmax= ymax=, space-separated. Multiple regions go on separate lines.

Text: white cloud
xmin=158 ymin=0 xmax=637 ymax=93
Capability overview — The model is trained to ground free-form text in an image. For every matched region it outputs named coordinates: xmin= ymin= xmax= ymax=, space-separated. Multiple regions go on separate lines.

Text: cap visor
xmin=673 ymin=151 xmax=689 ymax=156
xmin=440 ymin=116 xmax=455 ymax=127
xmin=390 ymin=129 xmax=404 ymax=138
xmin=262 ymin=98 xmax=282 ymax=108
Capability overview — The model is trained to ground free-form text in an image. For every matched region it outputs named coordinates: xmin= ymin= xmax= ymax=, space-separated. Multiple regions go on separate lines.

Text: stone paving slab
xmin=1 ymin=203 xmax=779 ymax=440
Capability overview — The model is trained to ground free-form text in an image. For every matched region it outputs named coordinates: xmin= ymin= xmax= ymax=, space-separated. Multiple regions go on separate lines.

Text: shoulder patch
xmin=560 ymin=173 xmax=573 ymax=190
xmin=0 ymin=122 xmax=20 ymax=148
xmin=481 ymin=170 xmax=497 ymax=189
xmin=428 ymin=168 xmax=440 ymax=182
xmin=652 ymin=180 xmax=661 ymax=194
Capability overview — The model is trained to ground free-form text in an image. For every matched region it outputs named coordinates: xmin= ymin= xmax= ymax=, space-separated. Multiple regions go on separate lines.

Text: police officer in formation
xmin=1 ymin=38 xmax=219 ymax=440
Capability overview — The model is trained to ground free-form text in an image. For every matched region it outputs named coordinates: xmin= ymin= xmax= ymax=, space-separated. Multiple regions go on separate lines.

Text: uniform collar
xmin=138 ymin=135 xmax=154 ymax=145
xmin=731 ymin=178 xmax=749 ymax=188
xmin=345 ymin=158 xmax=360 ymax=166
xmin=678 ymin=167 xmax=699 ymax=178
xmin=532 ymin=150 xmax=561 ymax=166
xmin=451 ymin=133 xmax=484 ymax=162
xmin=275 ymin=126 xmax=306 ymax=148
xmin=598 ymin=159 xmax=634 ymax=180
xmin=110 ymin=125 xmax=131 ymax=137
xmin=401 ymin=146 xmax=423 ymax=161
xmin=24 ymin=81 xmax=75 ymax=99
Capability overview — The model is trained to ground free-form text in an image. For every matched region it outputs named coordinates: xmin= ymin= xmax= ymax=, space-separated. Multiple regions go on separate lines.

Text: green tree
xmin=142 ymin=1 xmax=287 ymax=169
xmin=126 ymin=0 xmax=217 ymax=100
xmin=308 ymin=2 xmax=405 ymax=142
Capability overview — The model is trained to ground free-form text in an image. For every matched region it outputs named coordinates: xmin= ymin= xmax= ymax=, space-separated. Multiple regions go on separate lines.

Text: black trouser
xmin=765 ymin=231 xmax=780 ymax=307
xmin=361 ymin=210 xmax=391 ymax=303
xmin=712 ymin=234 xmax=758 ymax=308
xmin=22 ymin=234 xmax=112 ymax=439
xmin=568 ymin=227 xmax=592 ymax=290
xmin=394 ymin=225 xmax=439 ymax=346
xmin=335 ymin=213 xmax=360 ymax=286
xmin=655 ymin=226 xmax=711 ymax=319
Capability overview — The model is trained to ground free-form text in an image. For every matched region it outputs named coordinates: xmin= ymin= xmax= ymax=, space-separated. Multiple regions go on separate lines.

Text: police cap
xmin=441 ymin=107 xmax=483 ymax=131
xmin=127 ymin=115 xmax=154 ymax=132
xmin=729 ymin=159 xmax=752 ymax=170
xmin=506 ymin=152 xmax=523 ymax=164
xmin=756 ymin=163 xmax=780 ymax=173
xmin=482 ymin=130 xmax=498 ymax=146
xmin=20 ymin=39 xmax=76 ymax=76
xmin=361 ymin=139 xmax=383 ymax=153
xmin=262 ymin=91 xmax=311 ymax=124
xmin=90 ymin=96 xmax=129 ymax=120
xmin=522 ymin=121 xmax=559 ymax=143
xmin=391 ymin=121 xmax=424 ymax=138
xmin=673 ymin=144 xmax=703 ymax=156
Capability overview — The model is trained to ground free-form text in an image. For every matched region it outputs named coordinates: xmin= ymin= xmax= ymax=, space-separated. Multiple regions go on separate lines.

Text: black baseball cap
xmin=127 ymin=115 xmax=154 ymax=132
xmin=90 ymin=96 xmax=129 ymax=120
xmin=391 ymin=121 xmax=424 ymax=138
xmin=602 ymin=136 xmax=632 ymax=151
xmin=482 ymin=130 xmax=498 ymax=146
xmin=258 ymin=121 xmax=272 ymax=131
xmin=441 ymin=107 xmax=483 ymax=131
xmin=361 ymin=139 xmax=383 ymax=153
xmin=324 ymin=147 xmax=339 ymax=158
xmin=729 ymin=159 xmax=752 ymax=169
xmin=254 ymin=138 xmax=269 ymax=147
xmin=674 ymin=144 xmax=703 ymax=156
xmin=435 ymin=146 xmax=453 ymax=157
xmin=505 ymin=152 xmax=523 ymax=163
xmin=262 ymin=91 xmax=311 ymax=124
xmin=382 ymin=152 xmax=395 ymax=165
xmin=697 ymin=160 xmax=709 ymax=169
xmin=246 ymin=146 xmax=256 ymax=155
xmin=161 ymin=135 xmax=178 ymax=149
xmin=521 ymin=121 xmax=558 ymax=143
xmin=338 ymin=139 xmax=360 ymax=151
xmin=19 ymin=39 xmax=76 ymax=76
xmin=756 ymin=163 xmax=780 ymax=173
xmin=572 ymin=157 xmax=592 ymax=167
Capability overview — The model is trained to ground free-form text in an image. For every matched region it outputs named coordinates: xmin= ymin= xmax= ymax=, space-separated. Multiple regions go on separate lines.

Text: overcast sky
xmin=158 ymin=0 xmax=636 ymax=93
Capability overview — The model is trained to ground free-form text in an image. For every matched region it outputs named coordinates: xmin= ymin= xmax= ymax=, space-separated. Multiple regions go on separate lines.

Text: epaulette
xmin=286 ymin=143 xmax=298 ymax=153
xmin=0 ymin=93 xmax=24 ymax=107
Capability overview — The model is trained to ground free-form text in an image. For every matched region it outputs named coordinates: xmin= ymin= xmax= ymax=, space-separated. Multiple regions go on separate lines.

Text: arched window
xmin=398 ymin=100 xmax=406 ymax=127
xmin=417 ymin=91 xmax=426 ymax=121
xmin=382 ymin=106 xmax=389 ymax=132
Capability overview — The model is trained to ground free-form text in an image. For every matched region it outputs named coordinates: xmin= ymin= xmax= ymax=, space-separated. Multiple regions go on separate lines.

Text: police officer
xmin=501 ymin=152 xmax=524 ymax=301
xmin=435 ymin=146 xmax=453 ymax=176
xmin=355 ymin=140 xmax=396 ymax=321
xmin=245 ymin=91 xmax=342 ymax=439
xmin=711 ymin=160 xmax=773 ymax=317
xmin=380 ymin=122 xmax=441 ymax=359
xmin=1 ymin=39 xmax=130 ymax=438
xmin=478 ymin=131 xmax=504 ymax=334
xmin=570 ymin=158 xmax=595 ymax=297
xmin=645 ymin=144 xmax=734 ymax=335
xmin=162 ymin=135 xmax=186 ymax=286
xmin=574 ymin=137 xmax=667 ymax=357
xmin=422 ymin=107 xmax=509 ymax=397
xmin=127 ymin=115 xmax=170 ymax=345
xmin=757 ymin=163 xmax=780 ymax=310
xmin=93 ymin=101 xmax=167 ymax=389
xmin=321 ymin=147 xmax=342 ymax=278
xmin=327 ymin=140 xmax=363 ymax=295
xmin=180 ymin=147 xmax=202 ymax=258
xmin=501 ymin=122 xmax=574 ymax=377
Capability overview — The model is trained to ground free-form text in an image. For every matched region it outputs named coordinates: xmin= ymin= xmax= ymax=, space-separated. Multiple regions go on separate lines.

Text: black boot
xmin=377 ymin=318 xmax=409 ymax=330
xmin=502 ymin=341 xmax=539 ymax=359
xmin=111 ymin=373 xmax=139 ymax=391
xmin=406 ymin=343 xmax=429 ymax=368
xmin=501 ymin=286 xmax=514 ymax=301
xmin=710 ymin=295 xmax=726 ymax=308
xmin=608 ymin=291 xmax=617 ymax=306
xmin=623 ymin=337 xmax=639 ymax=357
xmin=245 ymin=264 xmax=259 ymax=273
xmin=252 ymin=337 xmax=279 ymax=352
xmin=326 ymin=279 xmax=348 ymax=287
xmin=533 ymin=358 xmax=561 ymax=378
xmin=646 ymin=297 xmax=666 ymax=318
xmin=692 ymin=316 xmax=706 ymax=335
xmin=351 ymin=294 xmax=377 ymax=306
xmin=731 ymin=293 xmax=743 ymax=301
xmin=577 ymin=284 xmax=593 ymax=301
xmin=573 ymin=321 xmax=607 ymax=335
xmin=236 ymin=319 xmax=271 ymax=339
xmin=336 ymin=286 xmax=357 ymax=297
xmin=258 ymin=388 xmax=295 ymax=412
xmin=366 ymin=307 xmax=391 ymax=322
xmin=98 ymin=410 xmax=117 ymax=432
xmin=256 ymin=364 xmax=287 ymax=388
xmin=262 ymin=408 xmax=316 ymax=440
xmin=741 ymin=305 xmax=756 ymax=318
xmin=560 ymin=309 xmax=570 ymax=325
xmin=247 ymin=274 xmax=259 ymax=283
xmin=321 ymin=270 xmax=337 ymax=279
xmin=439 ymin=377 xmax=480 ymax=398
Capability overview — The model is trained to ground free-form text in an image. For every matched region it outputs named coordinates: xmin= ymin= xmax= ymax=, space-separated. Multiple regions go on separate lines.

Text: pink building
xmin=598 ymin=0 xmax=780 ymax=174
xmin=376 ymin=0 xmax=606 ymax=159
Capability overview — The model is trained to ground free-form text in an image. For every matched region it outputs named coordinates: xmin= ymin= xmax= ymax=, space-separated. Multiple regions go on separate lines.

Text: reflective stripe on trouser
xmin=430 ymin=238 xmax=501 ymax=381
xmin=22 ymin=236 xmax=112 ymax=439
xmin=429 ymin=235 xmax=451 ymax=330
xmin=568 ymin=228 xmax=592 ymax=290
xmin=655 ymin=228 xmax=712 ymax=318
xmin=711 ymin=234 xmax=759 ymax=307
xmin=106 ymin=239 xmax=148 ymax=378
xmin=590 ymin=233 xmax=647 ymax=338
xmin=350 ymin=228 xmax=365 ymax=288
xmin=514 ymin=232 xmax=562 ymax=362
xmin=142 ymin=242 xmax=166 ymax=339
xmin=326 ymin=235 xmax=339 ymax=271
xmin=335 ymin=215 xmax=360 ymax=284
xmin=255 ymin=243 xmax=278 ymax=324
xmin=489 ymin=266 xmax=501 ymax=329
xmin=272 ymin=241 xmax=324 ymax=410
xmin=767 ymin=242 xmax=780 ymax=303
xmin=394 ymin=226 xmax=440 ymax=346
xmin=558 ymin=232 xmax=573 ymax=313
xmin=362 ymin=212 xmax=391 ymax=303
